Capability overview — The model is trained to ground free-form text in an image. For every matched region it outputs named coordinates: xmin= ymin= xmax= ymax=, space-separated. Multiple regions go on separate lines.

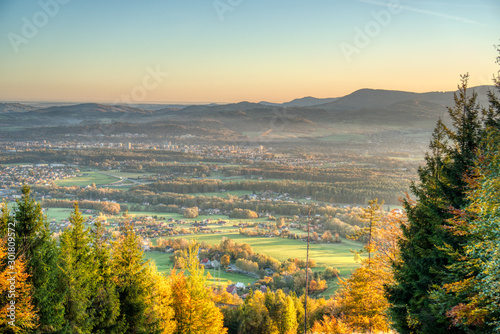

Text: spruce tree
xmin=13 ymin=185 xmax=64 ymax=332
xmin=430 ymin=63 xmax=500 ymax=333
xmin=89 ymin=219 xmax=121 ymax=333
xmin=430 ymin=126 xmax=500 ymax=333
xmin=58 ymin=202 xmax=96 ymax=333
xmin=112 ymin=222 xmax=150 ymax=333
xmin=387 ymin=76 xmax=484 ymax=333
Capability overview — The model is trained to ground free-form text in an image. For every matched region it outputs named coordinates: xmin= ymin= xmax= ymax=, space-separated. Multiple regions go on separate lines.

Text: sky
xmin=0 ymin=0 xmax=499 ymax=104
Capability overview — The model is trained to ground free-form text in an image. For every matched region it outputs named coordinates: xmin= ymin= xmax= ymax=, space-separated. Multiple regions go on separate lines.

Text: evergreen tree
xmin=58 ymin=202 xmax=96 ymax=333
xmin=387 ymin=76 xmax=484 ymax=333
xmin=484 ymin=44 xmax=500 ymax=128
xmin=13 ymin=185 xmax=64 ymax=332
xmin=112 ymin=222 xmax=150 ymax=333
xmin=431 ymin=124 xmax=500 ymax=331
xmin=89 ymin=219 xmax=121 ymax=333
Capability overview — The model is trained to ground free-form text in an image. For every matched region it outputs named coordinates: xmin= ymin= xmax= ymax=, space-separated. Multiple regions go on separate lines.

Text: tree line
xmin=0 ymin=187 xmax=226 ymax=334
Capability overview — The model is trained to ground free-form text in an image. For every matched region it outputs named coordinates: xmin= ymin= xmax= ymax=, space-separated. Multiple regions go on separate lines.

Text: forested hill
xmin=1 ymin=85 xmax=495 ymax=143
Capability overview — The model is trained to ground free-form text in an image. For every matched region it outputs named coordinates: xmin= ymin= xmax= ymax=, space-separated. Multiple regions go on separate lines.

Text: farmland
xmin=2 ymin=144 xmax=405 ymax=298
xmin=152 ymin=232 xmax=361 ymax=274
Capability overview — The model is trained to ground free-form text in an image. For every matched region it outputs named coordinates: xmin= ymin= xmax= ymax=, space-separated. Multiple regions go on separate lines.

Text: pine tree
xmin=58 ymin=202 xmax=96 ymax=333
xmin=13 ymin=185 xmax=64 ymax=331
xmin=484 ymin=44 xmax=500 ymax=128
xmin=89 ymin=219 xmax=121 ymax=333
xmin=387 ymin=76 xmax=484 ymax=333
xmin=431 ymin=120 xmax=500 ymax=331
xmin=112 ymin=222 xmax=150 ymax=333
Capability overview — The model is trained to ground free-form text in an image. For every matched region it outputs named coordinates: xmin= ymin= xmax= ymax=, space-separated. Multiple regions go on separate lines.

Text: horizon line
xmin=0 ymin=84 xmax=495 ymax=106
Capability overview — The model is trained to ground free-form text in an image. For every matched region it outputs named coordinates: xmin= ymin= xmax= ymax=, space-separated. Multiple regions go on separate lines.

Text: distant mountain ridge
xmin=0 ymin=103 xmax=37 ymax=113
xmin=33 ymin=103 xmax=152 ymax=115
xmin=1 ymin=85 xmax=496 ymax=142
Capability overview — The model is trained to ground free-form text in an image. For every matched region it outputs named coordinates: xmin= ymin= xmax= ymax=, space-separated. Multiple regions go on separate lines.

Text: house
xmin=226 ymin=285 xmax=237 ymax=295
xmin=200 ymin=258 xmax=211 ymax=267
xmin=211 ymin=260 xmax=220 ymax=268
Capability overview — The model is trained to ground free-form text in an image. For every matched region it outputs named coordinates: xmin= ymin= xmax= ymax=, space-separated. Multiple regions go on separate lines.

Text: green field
xmin=144 ymin=251 xmax=256 ymax=286
xmin=144 ymin=251 xmax=175 ymax=273
xmin=104 ymin=170 xmax=154 ymax=179
xmin=55 ymin=171 xmax=119 ymax=187
xmin=44 ymin=207 xmax=92 ymax=222
xmin=153 ymin=232 xmax=362 ymax=279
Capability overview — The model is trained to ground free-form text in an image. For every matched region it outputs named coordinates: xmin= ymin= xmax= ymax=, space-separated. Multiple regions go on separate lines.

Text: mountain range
xmin=0 ymin=85 xmax=495 ymax=143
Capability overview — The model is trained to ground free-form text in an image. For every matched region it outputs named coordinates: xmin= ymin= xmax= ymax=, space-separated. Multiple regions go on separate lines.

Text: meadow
xmin=151 ymin=232 xmax=362 ymax=277
xmin=144 ymin=251 xmax=256 ymax=286
xmin=55 ymin=171 xmax=119 ymax=187
xmin=145 ymin=231 xmax=362 ymax=297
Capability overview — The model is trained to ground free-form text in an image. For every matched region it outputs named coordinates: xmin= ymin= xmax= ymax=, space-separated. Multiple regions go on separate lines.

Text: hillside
xmin=0 ymin=85 xmax=495 ymax=143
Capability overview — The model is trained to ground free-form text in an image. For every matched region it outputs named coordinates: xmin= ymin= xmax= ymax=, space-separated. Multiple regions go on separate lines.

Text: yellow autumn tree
xmin=334 ymin=266 xmax=391 ymax=333
xmin=0 ymin=241 xmax=38 ymax=333
xmin=311 ymin=315 xmax=351 ymax=334
xmin=143 ymin=262 xmax=176 ymax=334
xmin=314 ymin=209 xmax=405 ymax=333
xmin=169 ymin=244 xmax=227 ymax=334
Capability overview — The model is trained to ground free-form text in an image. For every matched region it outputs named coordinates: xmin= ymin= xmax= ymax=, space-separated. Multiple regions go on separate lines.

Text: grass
xmin=103 ymin=170 xmax=155 ymax=179
xmin=143 ymin=251 xmax=256 ymax=286
xmin=144 ymin=251 xmax=175 ymax=273
xmin=55 ymin=171 xmax=119 ymax=187
xmin=44 ymin=207 xmax=92 ymax=222
xmin=153 ymin=232 xmax=362 ymax=279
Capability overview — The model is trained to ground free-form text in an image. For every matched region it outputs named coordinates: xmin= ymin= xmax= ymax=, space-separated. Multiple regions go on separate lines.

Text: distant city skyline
xmin=0 ymin=0 xmax=499 ymax=103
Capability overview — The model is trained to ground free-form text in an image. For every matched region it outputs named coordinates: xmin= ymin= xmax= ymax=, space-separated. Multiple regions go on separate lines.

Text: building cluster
xmin=0 ymin=139 xmax=335 ymax=167
xmin=0 ymin=164 xmax=80 ymax=189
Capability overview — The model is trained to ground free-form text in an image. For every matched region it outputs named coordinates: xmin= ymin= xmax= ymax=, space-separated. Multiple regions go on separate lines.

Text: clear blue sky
xmin=0 ymin=0 xmax=499 ymax=103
